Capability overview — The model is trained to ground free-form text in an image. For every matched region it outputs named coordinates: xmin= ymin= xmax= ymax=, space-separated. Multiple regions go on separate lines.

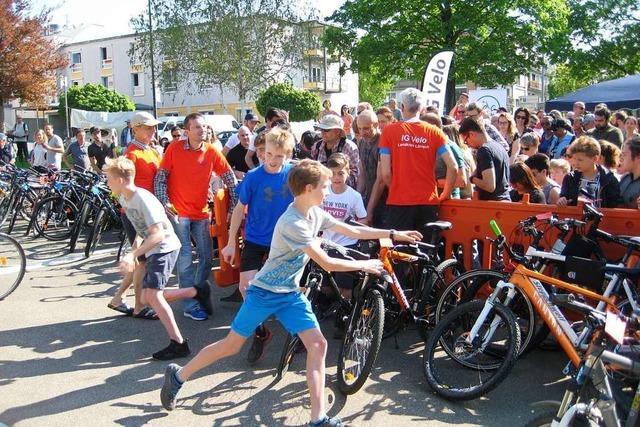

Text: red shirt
xmin=160 ymin=141 xmax=231 ymax=220
xmin=379 ymin=120 xmax=447 ymax=205
xmin=124 ymin=141 xmax=161 ymax=193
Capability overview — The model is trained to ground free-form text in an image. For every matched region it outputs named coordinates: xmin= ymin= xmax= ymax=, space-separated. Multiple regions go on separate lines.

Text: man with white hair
xmin=379 ymin=88 xmax=458 ymax=240
xmin=311 ymin=114 xmax=360 ymax=188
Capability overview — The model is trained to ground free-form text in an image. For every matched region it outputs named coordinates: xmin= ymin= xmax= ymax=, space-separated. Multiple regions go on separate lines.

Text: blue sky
xmin=32 ymin=0 xmax=345 ymax=36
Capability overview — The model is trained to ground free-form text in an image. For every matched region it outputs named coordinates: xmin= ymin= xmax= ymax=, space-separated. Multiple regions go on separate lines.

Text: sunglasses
xmin=521 ymin=146 xmax=533 ymax=151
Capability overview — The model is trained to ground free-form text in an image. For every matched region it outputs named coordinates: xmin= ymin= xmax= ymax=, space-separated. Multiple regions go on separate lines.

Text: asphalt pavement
xmin=0 ymin=223 xmax=569 ymax=426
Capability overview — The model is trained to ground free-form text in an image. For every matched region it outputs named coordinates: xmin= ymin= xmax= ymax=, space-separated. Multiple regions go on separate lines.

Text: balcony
xmin=70 ymin=63 xmax=82 ymax=73
xmin=133 ymin=86 xmax=144 ymax=96
xmin=303 ymin=81 xmax=323 ymax=90
xmin=528 ymin=80 xmax=541 ymax=90
xmin=101 ymin=58 xmax=113 ymax=69
xmin=304 ymin=48 xmax=323 ymax=58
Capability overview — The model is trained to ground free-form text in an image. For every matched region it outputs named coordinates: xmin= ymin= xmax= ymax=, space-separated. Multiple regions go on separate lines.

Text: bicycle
xmin=423 ymin=219 xmax=639 ymax=401
xmin=0 ymin=232 xmax=27 ymax=300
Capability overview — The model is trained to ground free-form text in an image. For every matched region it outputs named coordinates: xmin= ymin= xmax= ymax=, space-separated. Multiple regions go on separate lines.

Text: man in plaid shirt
xmin=311 ymin=114 xmax=360 ymax=188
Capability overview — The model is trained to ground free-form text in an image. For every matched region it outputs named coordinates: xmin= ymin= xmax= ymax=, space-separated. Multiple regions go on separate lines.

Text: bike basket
xmin=560 ymin=256 xmax=606 ymax=292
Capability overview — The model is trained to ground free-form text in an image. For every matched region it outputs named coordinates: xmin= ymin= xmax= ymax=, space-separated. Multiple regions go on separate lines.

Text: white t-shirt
xmin=322 ymin=185 xmax=367 ymax=246
xmin=225 ymin=133 xmax=255 ymax=150
xmin=31 ymin=144 xmax=47 ymax=167
xmin=47 ymin=134 xmax=64 ymax=169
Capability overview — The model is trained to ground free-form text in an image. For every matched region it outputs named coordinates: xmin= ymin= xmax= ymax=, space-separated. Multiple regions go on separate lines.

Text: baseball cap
xmin=582 ymin=113 xmax=596 ymax=125
xmin=0 ymin=133 xmax=6 ymax=140
xmin=315 ymin=114 xmax=344 ymax=131
xmin=244 ymin=113 xmax=259 ymax=122
xmin=130 ymin=112 xmax=161 ymax=127
xmin=90 ymin=126 xmax=101 ymax=134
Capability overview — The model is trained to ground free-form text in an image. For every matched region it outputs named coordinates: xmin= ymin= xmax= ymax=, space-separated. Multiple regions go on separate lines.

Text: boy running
xmin=104 ymin=157 xmax=210 ymax=360
xmin=160 ymin=159 xmax=421 ymax=426
xmin=222 ymin=126 xmax=295 ymax=364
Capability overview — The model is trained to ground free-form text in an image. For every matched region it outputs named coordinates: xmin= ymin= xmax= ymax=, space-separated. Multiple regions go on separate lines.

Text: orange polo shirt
xmin=160 ymin=141 xmax=231 ymax=220
xmin=124 ymin=141 xmax=161 ymax=193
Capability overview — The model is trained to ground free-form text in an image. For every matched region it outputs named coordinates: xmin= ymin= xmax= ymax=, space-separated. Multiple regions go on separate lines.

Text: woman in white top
xmin=30 ymin=129 xmax=48 ymax=170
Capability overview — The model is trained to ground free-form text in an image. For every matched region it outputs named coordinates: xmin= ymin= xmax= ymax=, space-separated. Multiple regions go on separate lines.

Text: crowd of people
xmin=2 ymin=88 xmax=640 ymax=427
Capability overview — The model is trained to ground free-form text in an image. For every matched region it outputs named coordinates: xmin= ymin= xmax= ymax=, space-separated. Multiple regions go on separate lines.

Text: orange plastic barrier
xmin=439 ymin=199 xmax=640 ymax=270
xmin=210 ymin=189 xmax=240 ymax=287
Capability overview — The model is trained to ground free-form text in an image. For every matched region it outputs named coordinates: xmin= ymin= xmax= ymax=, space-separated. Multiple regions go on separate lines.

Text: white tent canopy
xmin=70 ymin=109 xmax=139 ymax=130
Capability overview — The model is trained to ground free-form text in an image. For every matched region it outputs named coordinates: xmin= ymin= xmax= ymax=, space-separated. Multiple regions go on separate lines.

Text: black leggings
xmin=15 ymin=141 xmax=28 ymax=161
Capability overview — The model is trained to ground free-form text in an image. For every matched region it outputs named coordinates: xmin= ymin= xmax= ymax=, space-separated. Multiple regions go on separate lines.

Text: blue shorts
xmin=231 ymin=285 xmax=319 ymax=337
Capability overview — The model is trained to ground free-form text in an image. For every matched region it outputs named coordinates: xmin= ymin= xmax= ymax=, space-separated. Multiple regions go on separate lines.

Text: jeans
xmin=174 ymin=217 xmax=213 ymax=312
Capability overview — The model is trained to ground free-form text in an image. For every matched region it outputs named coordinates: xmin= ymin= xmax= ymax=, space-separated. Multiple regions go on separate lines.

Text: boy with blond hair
xmin=104 ymin=157 xmax=210 ymax=360
xmin=160 ymin=159 xmax=421 ymax=427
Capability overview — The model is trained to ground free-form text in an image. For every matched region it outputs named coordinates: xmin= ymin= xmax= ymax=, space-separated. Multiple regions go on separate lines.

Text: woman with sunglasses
xmin=497 ymin=112 xmax=520 ymax=164
xmin=340 ymin=105 xmax=354 ymax=138
xmin=519 ymin=132 xmax=539 ymax=158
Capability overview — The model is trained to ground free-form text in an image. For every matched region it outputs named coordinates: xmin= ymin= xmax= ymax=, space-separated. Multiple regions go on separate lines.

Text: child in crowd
xmin=160 ymin=159 xmax=421 ymax=427
xmin=549 ymin=158 xmax=571 ymax=190
xmin=525 ymin=153 xmax=561 ymax=205
xmin=509 ymin=162 xmax=546 ymax=204
xmin=322 ymin=153 xmax=367 ymax=300
xmin=557 ymin=136 xmax=621 ymax=208
xmin=104 ymin=157 xmax=210 ymax=360
xmin=222 ymin=127 xmax=295 ymax=365
xmin=253 ymin=132 xmax=267 ymax=164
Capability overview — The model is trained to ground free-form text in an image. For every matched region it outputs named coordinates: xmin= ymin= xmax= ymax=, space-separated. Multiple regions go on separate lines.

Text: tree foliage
xmin=0 ymin=0 xmax=67 ymax=114
xmin=359 ymin=68 xmax=394 ymax=109
xmin=130 ymin=0 xmax=315 ymax=104
xmin=546 ymin=64 xmax=592 ymax=99
xmin=255 ymin=83 xmax=320 ymax=122
xmin=324 ymin=0 xmax=570 ymax=109
xmin=58 ymin=83 xmax=135 ymax=120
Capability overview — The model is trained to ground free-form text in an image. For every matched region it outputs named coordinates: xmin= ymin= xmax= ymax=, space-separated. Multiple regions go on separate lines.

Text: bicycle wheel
xmin=275 ymin=333 xmax=301 ymax=380
xmin=6 ymin=194 xmax=22 ymax=235
xmin=0 ymin=191 xmax=13 ymax=228
xmin=32 ymin=196 xmax=78 ymax=241
xmin=416 ymin=258 xmax=465 ymax=341
xmin=423 ymin=300 xmax=521 ymax=401
xmin=85 ymin=209 xmax=107 ymax=258
xmin=69 ymin=202 xmax=91 ymax=253
xmin=116 ymin=232 xmax=130 ymax=263
xmin=0 ymin=233 xmax=27 ymax=300
xmin=435 ymin=269 xmax=508 ymax=324
xmin=337 ymin=288 xmax=384 ymax=395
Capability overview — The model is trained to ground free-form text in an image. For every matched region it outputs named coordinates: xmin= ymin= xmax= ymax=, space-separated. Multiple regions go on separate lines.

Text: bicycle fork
xmin=467 ymin=280 xmax=517 ymax=349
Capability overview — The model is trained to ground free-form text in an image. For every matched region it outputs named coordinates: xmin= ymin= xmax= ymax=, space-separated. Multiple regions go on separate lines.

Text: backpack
xmin=312 ymin=137 xmax=347 ymax=162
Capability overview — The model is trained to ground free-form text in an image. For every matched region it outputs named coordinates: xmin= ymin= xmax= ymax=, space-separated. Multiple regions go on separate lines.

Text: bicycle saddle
xmin=424 ymin=221 xmax=452 ymax=231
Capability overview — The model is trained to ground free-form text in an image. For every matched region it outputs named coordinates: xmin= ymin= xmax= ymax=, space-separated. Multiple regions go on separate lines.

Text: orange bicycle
xmin=422 ymin=220 xmax=640 ymax=401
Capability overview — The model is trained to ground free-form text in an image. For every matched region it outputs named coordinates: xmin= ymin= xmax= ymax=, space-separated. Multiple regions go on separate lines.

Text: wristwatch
xmin=389 ymin=229 xmax=396 ymax=240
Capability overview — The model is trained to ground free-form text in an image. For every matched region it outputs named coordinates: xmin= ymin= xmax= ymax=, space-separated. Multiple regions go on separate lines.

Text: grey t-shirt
xmin=251 ymin=204 xmax=339 ymax=293
xmin=47 ymin=134 xmax=63 ymax=169
xmin=119 ymin=188 xmax=181 ymax=257
xmin=65 ymin=141 xmax=91 ymax=171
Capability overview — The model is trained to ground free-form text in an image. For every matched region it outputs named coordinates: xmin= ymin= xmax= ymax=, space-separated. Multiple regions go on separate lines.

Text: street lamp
xmin=148 ymin=0 xmax=158 ymax=118
xmin=59 ymin=75 xmax=70 ymax=139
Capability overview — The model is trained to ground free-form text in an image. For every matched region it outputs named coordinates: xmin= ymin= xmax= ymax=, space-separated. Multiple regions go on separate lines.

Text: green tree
xmin=130 ymin=0 xmax=314 ymax=111
xmin=0 ymin=0 xmax=67 ymax=122
xmin=359 ymin=68 xmax=394 ymax=109
xmin=58 ymin=83 xmax=135 ymax=121
xmin=547 ymin=64 xmax=594 ymax=99
xmin=324 ymin=0 xmax=570 ymax=110
xmin=255 ymin=83 xmax=321 ymax=122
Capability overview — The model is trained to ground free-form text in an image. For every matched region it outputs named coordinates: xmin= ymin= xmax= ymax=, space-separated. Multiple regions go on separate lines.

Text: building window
xmin=71 ymin=80 xmax=81 ymax=86
xmin=311 ymin=67 xmax=321 ymax=82
xmin=132 ymin=73 xmax=144 ymax=96
xmin=162 ymin=68 xmax=178 ymax=92
xmin=101 ymin=76 xmax=113 ymax=89
xmin=71 ymin=52 xmax=82 ymax=72
xmin=100 ymin=47 xmax=112 ymax=69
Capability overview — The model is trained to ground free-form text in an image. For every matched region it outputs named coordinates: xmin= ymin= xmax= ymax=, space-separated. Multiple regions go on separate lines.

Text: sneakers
xmin=183 ymin=307 xmax=208 ymax=321
xmin=153 ymin=339 xmax=190 ymax=360
xmin=309 ymin=416 xmax=344 ymax=427
xmin=194 ymin=282 xmax=213 ymax=315
xmin=161 ymin=363 xmax=183 ymax=411
xmin=247 ymin=327 xmax=273 ymax=365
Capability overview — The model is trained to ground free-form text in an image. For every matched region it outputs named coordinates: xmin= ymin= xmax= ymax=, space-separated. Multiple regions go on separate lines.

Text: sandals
xmin=107 ymin=302 xmax=134 ymax=316
xmin=132 ymin=307 xmax=159 ymax=320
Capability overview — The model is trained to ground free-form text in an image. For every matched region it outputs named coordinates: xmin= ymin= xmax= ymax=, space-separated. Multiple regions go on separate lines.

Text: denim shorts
xmin=142 ymin=250 xmax=179 ymax=290
xmin=231 ymin=285 xmax=319 ymax=337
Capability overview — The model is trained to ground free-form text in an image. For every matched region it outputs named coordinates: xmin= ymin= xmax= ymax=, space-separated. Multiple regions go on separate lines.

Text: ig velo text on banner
xmin=421 ymin=51 xmax=454 ymax=116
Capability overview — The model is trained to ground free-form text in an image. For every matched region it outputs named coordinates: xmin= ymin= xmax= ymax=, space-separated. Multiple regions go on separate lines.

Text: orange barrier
xmin=210 ymin=188 xmax=240 ymax=287
xmin=439 ymin=198 xmax=640 ymax=270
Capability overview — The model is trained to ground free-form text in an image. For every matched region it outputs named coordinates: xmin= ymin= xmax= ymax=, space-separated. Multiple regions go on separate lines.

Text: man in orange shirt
xmin=379 ymin=87 xmax=458 ymax=241
xmin=108 ymin=112 xmax=163 ymax=319
xmin=155 ymin=113 xmax=238 ymax=321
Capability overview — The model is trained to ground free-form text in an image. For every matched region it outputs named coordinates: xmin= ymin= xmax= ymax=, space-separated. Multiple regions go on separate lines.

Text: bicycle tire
xmin=0 ymin=233 xmax=27 ymax=300
xmin=85 ymin=209 xmax=106 ymax=258
xmin=0 ymin=192 xmax=13 ymax=228
xmin=423 ymin=300 xmax=521 ymax=401
xmin=435 ymin=269 xmax=508 ymax=324
xmin=69 ymin=202 xmax=91 ymax=253
xmin=32 ymin=196 xmax=78 ymax=241
xmin=416 ymin=258 xmax=465 ymax=341
xmin=337 ymin=288 xmax=384 ymax=395
xmin=116 ymin=232 xmax=130 ymax=263
xmin=6 ymin=195 xmax=21 ymax=235
xmin=275 ymin=333 xmax=301 ymax=380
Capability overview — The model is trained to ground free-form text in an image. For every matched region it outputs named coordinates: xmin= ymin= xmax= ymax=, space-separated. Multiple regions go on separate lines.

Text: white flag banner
xmin=70 ymin=108 xmax=138 ymax=130
xmin=421 ymin=51 xmax=454 ymax=116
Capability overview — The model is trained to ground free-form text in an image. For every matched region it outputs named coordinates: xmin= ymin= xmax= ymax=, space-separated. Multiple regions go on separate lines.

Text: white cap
xmin=315 ymin=114 xmax=344 ymax=131
xmin=130 ymin=112 xmax=161 ymax=127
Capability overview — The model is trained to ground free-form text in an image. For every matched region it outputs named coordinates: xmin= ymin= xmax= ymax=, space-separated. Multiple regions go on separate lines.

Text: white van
xmin=156 ymin=114 xmax=240 ymax=144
